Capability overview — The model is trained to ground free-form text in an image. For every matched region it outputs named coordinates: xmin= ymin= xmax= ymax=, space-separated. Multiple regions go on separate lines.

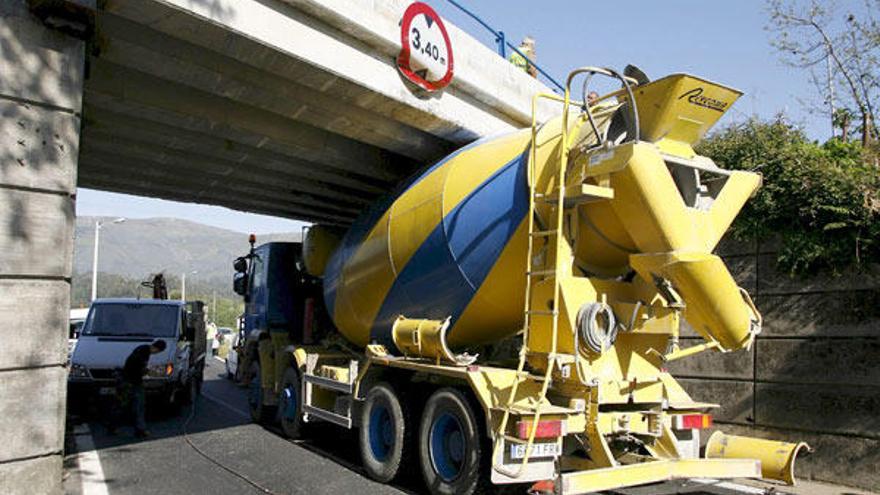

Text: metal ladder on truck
xmin=490 ymin=67 xmax=640 ymax=480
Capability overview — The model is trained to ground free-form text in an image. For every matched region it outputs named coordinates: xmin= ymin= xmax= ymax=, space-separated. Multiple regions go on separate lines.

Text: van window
xmin=83 ymin=304 xmax=179 ymax=338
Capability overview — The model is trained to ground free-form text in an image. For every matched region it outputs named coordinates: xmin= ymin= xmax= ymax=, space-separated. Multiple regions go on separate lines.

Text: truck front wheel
xmin=418 ymin=388 xmax=486 ymax=495
xmin=248 ymin=361 xmax=272 ymax=424
xmin=279 ymin=367 xmax=306 ymax=439
xmin=359 ymin=382 xmax=410 ymax=483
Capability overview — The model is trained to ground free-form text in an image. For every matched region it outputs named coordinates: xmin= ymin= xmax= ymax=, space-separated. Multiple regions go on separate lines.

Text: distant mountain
xmin=74 ymin=216 xmax=301 ymax=290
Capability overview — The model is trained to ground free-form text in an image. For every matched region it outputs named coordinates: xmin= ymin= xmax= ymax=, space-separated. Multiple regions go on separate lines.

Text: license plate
xmin=509 ymin=441 xmax=560 ymax=459
xmin=98 ymin=387 xmax=115 ymax=396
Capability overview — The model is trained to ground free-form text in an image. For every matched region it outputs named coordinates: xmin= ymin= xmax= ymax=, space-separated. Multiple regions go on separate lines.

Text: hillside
xmin=73 ymin=216 xmax=301 ymax=301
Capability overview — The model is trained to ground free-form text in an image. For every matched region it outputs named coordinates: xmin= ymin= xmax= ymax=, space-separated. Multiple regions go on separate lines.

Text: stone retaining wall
xmin=669 ymin=237 xmax=880 ymax=491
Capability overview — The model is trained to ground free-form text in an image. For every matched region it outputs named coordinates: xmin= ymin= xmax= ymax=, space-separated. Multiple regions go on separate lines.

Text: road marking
xmin=74 ymin=424 xmax=110 ymax=495
xmin=202 ymin=391 xmax=250 ymax=419
xmin=213 ymin=356 xmax=226 ymax=364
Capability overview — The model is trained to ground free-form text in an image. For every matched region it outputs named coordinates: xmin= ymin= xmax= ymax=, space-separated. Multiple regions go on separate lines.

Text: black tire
xmin=278 ymin=367 xmax=306 ymax=439
xmin=180 ymin=376 xmax=198 ymax=405
xmin=195 ymin=371 xmax=203 ymax=396
xmin=247 ymin=361 xmax=272 ymax=424
xmin=418 ymin=388 xmax=487 ymax=495
xmin=160 ymin=390 xmax=180 ymax=415
xmin=234 ymin=360 xmax=245 ymax=383
xmin=359 ymin=382 xmax=410 ymax=483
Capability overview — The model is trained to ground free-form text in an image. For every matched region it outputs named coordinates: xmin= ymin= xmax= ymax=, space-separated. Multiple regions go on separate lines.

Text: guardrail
xmin=442 ymin=0 xmax=564 ymax=92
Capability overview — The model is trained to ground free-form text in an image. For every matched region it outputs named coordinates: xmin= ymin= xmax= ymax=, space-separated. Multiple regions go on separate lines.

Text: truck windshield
xmin=83 ymin=304 xmax=179 ymax=338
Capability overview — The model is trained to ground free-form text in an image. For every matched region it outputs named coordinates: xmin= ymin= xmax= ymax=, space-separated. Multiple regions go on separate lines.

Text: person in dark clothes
xmin=112 ymin=339 xmax=167 ymax=437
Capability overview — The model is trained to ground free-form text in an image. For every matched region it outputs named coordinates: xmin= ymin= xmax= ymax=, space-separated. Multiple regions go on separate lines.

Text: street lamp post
xmin=181 ymin=270 xmax=198 ymax=302
xmin=91 ymin=217 xmax=126 ymax=301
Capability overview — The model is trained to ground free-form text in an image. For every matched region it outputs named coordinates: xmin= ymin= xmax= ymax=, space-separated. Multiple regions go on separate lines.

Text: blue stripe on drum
xmin=368 ymin=148 xmax=529 ymax=348
xmin=323 ymin=135 xmax=498 ymax=318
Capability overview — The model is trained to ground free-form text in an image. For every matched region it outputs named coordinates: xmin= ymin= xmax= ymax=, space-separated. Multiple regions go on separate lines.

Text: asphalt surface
xmin=65 ymin=358 xmax=410 ymax=495
xmin=63 ymin=358 xmax=798 ymax=495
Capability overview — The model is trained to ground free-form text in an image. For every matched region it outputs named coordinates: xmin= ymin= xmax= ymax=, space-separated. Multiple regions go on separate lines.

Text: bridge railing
xmin=442 ymin=0 xmax=564 ymax=92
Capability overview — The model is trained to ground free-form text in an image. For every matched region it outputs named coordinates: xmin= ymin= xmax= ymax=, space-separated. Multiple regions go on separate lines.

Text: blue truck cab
xmin=235 ymin=242 xmax=319 ymax=341
xmin=232 ymin=239 xmax=327 ymax=358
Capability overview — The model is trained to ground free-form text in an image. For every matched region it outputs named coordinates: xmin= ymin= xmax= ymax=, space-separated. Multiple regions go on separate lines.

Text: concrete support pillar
xmin=0 ymin=1 xmax=86 ymax=494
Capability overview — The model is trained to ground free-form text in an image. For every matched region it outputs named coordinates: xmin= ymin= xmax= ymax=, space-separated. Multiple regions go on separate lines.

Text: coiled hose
xmin=576 ymin=302 xmax=618 ymax=354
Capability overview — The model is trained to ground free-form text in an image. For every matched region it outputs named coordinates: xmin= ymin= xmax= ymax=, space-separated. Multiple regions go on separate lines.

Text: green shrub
xmin=697 ymin=118 xmax=879 ymax=276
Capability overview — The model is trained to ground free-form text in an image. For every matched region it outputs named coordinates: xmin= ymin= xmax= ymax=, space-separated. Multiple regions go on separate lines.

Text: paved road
xmin=63 ymin=358 xmax=800 ymax=495
xmin=65 ymin=358 xmax=412 ymax=495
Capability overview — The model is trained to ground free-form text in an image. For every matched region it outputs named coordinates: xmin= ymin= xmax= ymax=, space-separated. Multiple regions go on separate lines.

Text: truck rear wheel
xmin=248 ymin=361 xmax=272 ymax=424
xmin=279 ymin=367 xmax=306 ymax=439
xmin=359 ymin=382 xmax=409 ymax=483
xmin=418 ymin=388 xmax=486 ymax=495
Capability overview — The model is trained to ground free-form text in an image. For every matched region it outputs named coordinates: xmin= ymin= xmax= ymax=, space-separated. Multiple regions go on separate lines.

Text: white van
xmin=68 ymin=307 xmax=90 ymax=356
xmin=68 ymin=298 xmax=207 ymax=410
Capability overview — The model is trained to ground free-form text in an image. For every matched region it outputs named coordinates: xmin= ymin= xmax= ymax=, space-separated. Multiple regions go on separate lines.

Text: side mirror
xmin=233 ymin=272 xmax=248 ymax=296
xmin=233 ymin=256 xmax=248 ymax=273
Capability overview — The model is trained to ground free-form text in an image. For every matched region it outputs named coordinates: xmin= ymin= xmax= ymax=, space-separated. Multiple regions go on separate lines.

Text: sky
xmin=77 ymin=0 xmax=856 ymax=233
xmin=431 ymin=0 xmax=834 ymax=136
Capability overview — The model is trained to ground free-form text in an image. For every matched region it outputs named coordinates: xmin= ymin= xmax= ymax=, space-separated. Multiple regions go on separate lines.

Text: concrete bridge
xmin=0 ymin=0 xmax=557 ymax=491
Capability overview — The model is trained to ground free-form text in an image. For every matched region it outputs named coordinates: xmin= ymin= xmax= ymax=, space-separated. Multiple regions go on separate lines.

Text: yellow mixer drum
xmin=323 ymin=131 xmax=533 ymax=348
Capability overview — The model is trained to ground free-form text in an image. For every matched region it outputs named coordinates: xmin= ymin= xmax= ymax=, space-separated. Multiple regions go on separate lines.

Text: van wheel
xmin=248 ymin=361 xmax=272 ymax=424
xmin=419 ymin=388 xmax=487 ymax=495
xmin=359 ymin=382 xmax=410 ymax=482
xmin=181 ymin=376 xmax=198 ymax=405
xmin=278 ymin=367 xmax=306 ymax=439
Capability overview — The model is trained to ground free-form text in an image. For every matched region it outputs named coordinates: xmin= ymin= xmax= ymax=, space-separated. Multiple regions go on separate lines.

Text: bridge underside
xmin=0 ymin=1 xmax=556 ymax=491
xmin=77 ymin=0 xmax=552 ymax=225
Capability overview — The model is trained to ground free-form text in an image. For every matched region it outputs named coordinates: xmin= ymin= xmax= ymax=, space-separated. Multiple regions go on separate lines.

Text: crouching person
xmin=111 ymin=339 xmax=167 ymax=438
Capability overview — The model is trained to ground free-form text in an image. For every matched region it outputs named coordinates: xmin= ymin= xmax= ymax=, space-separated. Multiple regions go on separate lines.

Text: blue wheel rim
xmin=430 ymin=412 xmax=465 ymax=482
xmin=368 ymin=403 xmax=393 ymax=462
xmin=281 ymin=384 xmax=298 ymax=421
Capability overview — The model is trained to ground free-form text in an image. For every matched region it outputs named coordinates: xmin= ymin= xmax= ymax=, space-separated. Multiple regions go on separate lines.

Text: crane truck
xmin=231 ymin=68 xmax=809 ymax=495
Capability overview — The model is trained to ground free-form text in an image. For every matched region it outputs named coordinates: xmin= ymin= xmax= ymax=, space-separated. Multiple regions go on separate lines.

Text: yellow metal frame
xmin=706 ymin=431 xmax=811 ymax=485
xmin=489 ymin=89 xmax=572 ymax=479
xmin=293 ymin=67 xmax=809 ymax=493
xmin=560 ymin=458 xmax=761 ymax=494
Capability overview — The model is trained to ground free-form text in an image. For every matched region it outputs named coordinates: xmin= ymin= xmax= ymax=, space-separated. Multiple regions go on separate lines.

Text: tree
xmin=833 ymin=107 xmax=854 ymax=141
xmin=698 ymin=117 xmax=880 ymax=275
xmin=768 ymin=0 xmax=880 ymax=145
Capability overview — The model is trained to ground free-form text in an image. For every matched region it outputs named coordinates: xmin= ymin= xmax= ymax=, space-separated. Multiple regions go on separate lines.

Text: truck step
xmin=303 ymin=373 xmax=353 ymax=394
xmin=303 ymin=404 xmax=352 ymax=428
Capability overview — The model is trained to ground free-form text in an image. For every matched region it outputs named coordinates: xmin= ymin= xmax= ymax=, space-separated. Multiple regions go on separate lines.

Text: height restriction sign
xmin=397 ymin=2 xmax=454 ymax=92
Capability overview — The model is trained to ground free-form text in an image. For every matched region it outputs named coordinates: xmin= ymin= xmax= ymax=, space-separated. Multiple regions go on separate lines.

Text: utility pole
xmin=181 ymin=270 xmax=197 ymax=302
xmin=91 ymin=217 xmax=125 ymax=301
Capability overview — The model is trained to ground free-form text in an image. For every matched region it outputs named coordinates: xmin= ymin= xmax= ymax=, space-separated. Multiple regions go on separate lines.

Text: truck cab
xmin=234 ymin=241 xmax=326 ymax=345
xmin=68 ymin=298 xmax=207 ymax=411
xmin=231 ymin=239 xmax=330 ymax=421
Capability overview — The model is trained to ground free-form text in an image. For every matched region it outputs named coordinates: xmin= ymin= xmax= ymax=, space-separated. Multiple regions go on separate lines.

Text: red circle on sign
xmin=397 ymin=2 xmax=454 ymax=91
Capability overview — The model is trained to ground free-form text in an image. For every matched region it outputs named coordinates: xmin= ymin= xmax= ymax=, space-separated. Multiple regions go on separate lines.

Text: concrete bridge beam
xmin=81 ymin=105 xmax=389 ymax=195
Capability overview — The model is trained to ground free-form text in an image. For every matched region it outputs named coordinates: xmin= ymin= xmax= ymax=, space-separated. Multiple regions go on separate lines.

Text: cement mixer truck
xmin=231 ymin=68 xmax=808 ymax=495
